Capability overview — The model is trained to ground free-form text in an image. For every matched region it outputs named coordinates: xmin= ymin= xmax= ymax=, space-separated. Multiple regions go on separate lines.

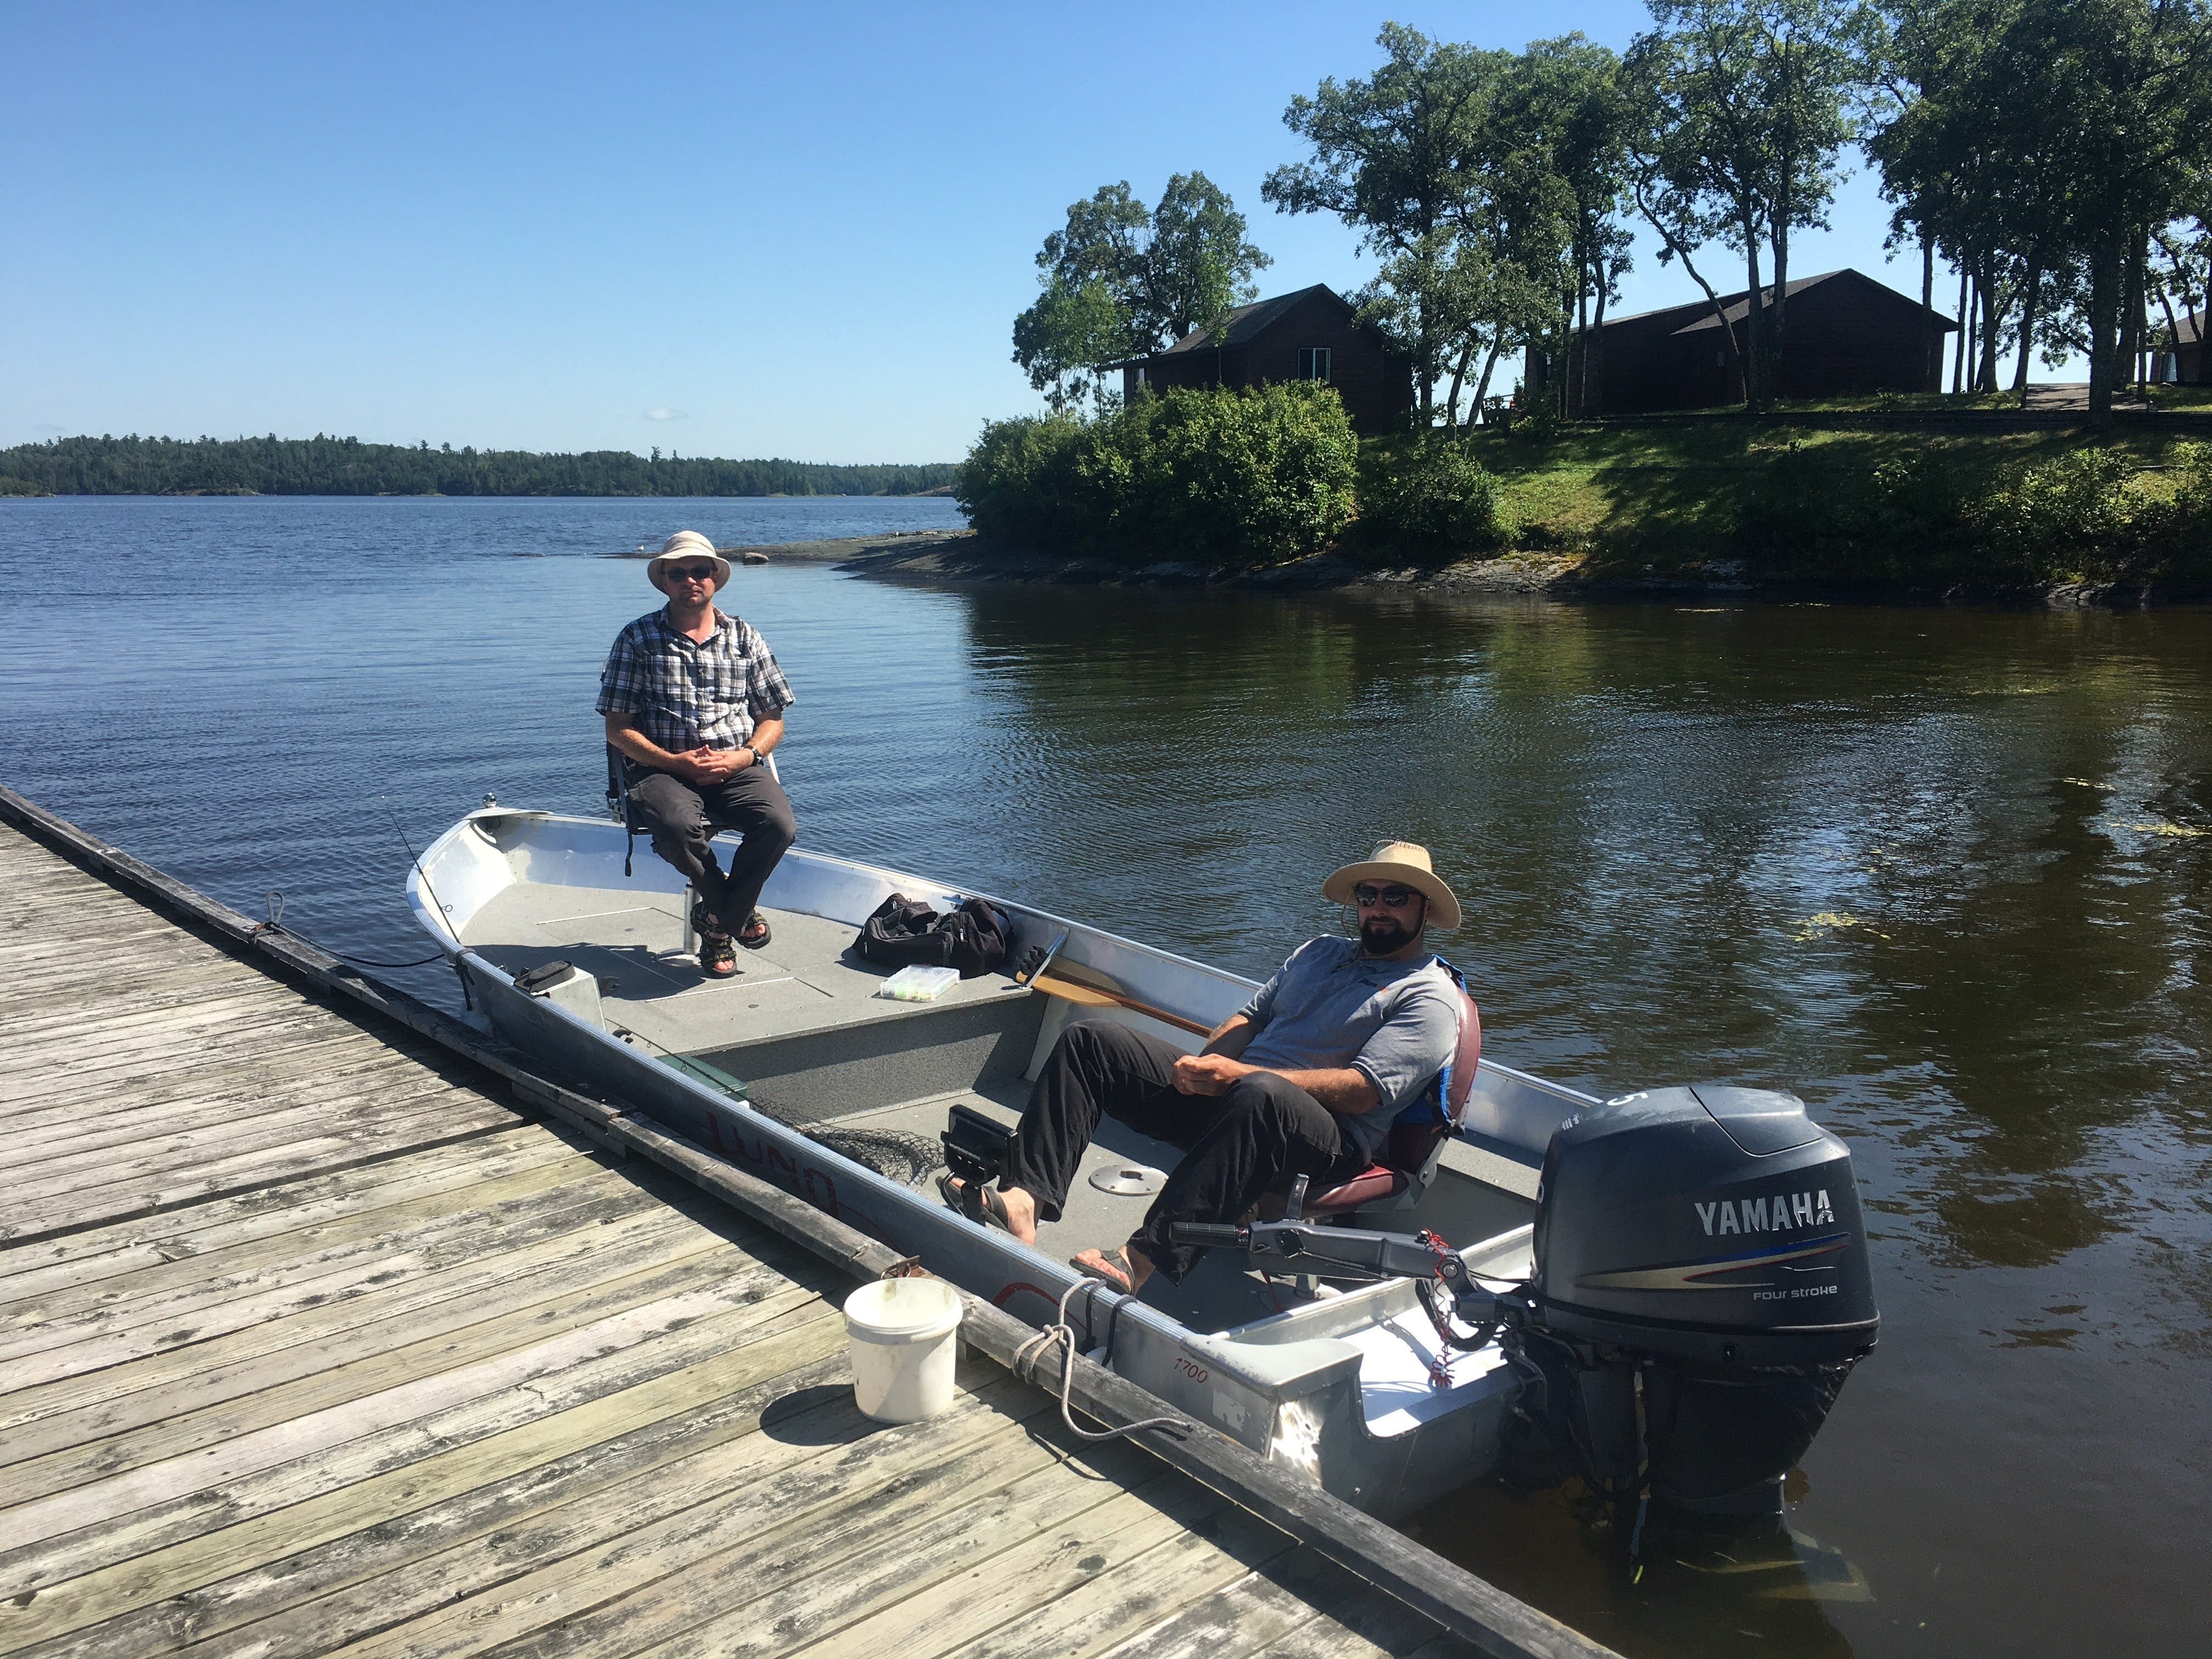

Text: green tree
xmin=1011 ymin=174 xmax=1270 ymax=413
xmin=1010 ymin=274 xmax=1133 ymax=413
xmin=1628 ymin=0 xmax=1877 ymax=409
xmin=0 ymin=435 xmax=957 ymax=497
xmin=1263 ymin=25 xmax=1503 ymax=422
xmin=1502 ymin=35 xmax=1637 ymax=415
xmin=1870 ymin=0 xmax=2094 ymax=399
xmin=1870 ymin=0 xmax=2212 ymax=424
xmin=1626 ymin=130 xmax=1753 ymax=401
xmin=1359 ymin=230 xmax=1537 ymax=432
xmin=1141 ymin=174 xmax=1274 ymax=344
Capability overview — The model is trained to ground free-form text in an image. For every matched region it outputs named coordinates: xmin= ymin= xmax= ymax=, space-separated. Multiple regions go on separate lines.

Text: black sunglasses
xmin=664 ymin=564 xmax=718 ymax=582
xmin=1352 ymin=883 xmax=1419 ymax=908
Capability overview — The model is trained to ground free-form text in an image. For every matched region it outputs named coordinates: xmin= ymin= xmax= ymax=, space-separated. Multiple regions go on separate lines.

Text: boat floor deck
xmin=458 ymin=878 xmax=1037 ymax=1059
xmin=0 ymin=820 xmax=1477 ymax=1659
xmin=461 ymin=874 xmax=1312 ymax=1331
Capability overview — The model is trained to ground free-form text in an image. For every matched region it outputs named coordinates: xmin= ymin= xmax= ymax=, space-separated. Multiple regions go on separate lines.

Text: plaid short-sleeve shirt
xmin=596 ymin=607 xmax=795 ymax=752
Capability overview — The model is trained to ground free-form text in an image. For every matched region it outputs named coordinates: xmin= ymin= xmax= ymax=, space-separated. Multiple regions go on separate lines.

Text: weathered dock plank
xmin=0 ymin=799 xmax=1611 ymax=1659
xmin=0 ymin=1127 xmax=580 ymax=1296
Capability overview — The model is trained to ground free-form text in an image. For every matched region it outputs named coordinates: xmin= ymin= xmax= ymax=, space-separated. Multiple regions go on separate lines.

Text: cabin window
xmin=1134 ymin=365 xmax=1149 ymax=387
xmin=1297 ymin=347 xmax=1331 ymax=382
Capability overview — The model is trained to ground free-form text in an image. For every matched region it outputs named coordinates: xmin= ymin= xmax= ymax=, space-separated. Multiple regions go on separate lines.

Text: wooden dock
xmin=0 ymin=797 xmax=1613 ymax=1659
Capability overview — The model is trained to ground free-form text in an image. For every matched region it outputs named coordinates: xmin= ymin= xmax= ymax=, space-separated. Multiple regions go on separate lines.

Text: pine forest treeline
xmin=0 ymin=435 xmax=955 ymax=498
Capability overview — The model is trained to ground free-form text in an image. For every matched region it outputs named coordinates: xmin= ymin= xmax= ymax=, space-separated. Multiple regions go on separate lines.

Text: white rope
xmin=1010 ymin=1279 xmax=1192 ymax=1443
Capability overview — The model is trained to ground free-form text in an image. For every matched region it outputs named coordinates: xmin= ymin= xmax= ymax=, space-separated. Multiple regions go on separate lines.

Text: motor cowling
xmin=1509 ymin=1085 xmax=1878 ymax=1519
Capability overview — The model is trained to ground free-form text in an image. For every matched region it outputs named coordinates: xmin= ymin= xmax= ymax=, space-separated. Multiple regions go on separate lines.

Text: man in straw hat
xmin=945 ymin=842 xmax=1469 ymax=1294
xmin=598 ymin=530 xmax=797 ymax=979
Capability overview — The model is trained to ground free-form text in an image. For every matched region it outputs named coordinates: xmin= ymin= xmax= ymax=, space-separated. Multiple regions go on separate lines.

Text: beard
xmin=1359 ymin=912 xmax=1419 ymax=956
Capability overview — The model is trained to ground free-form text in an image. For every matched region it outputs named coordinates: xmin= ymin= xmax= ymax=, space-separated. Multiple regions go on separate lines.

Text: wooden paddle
xmin=1026 ymin=966 xmax=1216 ymax=1038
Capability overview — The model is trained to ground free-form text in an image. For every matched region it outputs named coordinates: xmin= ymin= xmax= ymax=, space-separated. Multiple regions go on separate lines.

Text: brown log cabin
xmin=1533 ymin=268 xmax=1959 ymax=415
xmin=1118 ymin=283 xmax=1414 ymax=435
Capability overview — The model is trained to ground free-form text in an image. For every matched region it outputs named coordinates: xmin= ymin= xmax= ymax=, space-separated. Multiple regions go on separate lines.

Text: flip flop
xmin=1069 ymin=1247 xmax=1137 ymax=1294
xmin=936 ymin=1173 xmax=1014 ymax=1233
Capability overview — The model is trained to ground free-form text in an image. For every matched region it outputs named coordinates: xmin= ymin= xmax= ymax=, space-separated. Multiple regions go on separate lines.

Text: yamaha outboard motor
xmin=1513 ymin=1085 xmax=1878 ymax=1519
xmin=1172 ymin=1082 xmax=1877 ymax=1526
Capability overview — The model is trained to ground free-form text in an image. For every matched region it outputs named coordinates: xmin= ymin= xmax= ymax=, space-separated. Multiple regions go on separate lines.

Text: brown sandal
xmin=738 ymin=911 xmax=772 ymax=950
xmin=699 ymin=932 xmax=738 ymax=978
xmin=1069 ymin=1247 xmax=1137 ymax=1294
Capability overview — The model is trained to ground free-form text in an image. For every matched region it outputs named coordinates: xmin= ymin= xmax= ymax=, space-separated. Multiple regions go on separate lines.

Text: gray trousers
xmin=625 ymin=761 xmax=797 ymax=930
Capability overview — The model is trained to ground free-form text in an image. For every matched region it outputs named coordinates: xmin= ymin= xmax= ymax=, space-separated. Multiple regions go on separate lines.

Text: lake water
xmin=2 ymin=495 xmax=2207 ymax=1657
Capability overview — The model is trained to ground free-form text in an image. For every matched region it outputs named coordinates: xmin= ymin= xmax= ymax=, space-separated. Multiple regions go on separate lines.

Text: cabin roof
xmin=1593 ymin=269 xmax=1956 ymax=336
xmin=1149 ymin=284 xmax=1355 ymax=357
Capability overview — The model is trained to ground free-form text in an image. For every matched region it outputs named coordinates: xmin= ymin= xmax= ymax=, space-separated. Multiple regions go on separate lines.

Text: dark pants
xmin=1004 ymin=1018 xmax=1368 ymax=1284
xmin=626 ymin=762 xmax=797 ymax=932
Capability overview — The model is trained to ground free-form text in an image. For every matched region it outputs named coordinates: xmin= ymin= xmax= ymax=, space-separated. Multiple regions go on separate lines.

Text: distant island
xmin=0 ymin=435 xmax=956 ymax=498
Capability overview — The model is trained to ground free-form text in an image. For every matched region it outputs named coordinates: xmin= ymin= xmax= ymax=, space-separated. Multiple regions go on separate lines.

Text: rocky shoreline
xmin=704 ymin=527 xmax=2200 ymax=609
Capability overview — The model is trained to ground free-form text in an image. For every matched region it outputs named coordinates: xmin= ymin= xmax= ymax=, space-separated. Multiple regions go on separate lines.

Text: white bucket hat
xmin=1322 ymin=840 xmax=1461 ymax=931
xmin=647 ymin=529 xmax=731 ymax=591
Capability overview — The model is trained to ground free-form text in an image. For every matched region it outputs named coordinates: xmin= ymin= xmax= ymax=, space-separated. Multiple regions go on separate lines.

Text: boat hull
xmin=409 ymin=809 xmax=1590 ymax=1517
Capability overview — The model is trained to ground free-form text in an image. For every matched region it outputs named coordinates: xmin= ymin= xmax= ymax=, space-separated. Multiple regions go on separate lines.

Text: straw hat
xmin=647 ymin=529 xmax=731 ymax=591
xmin=1322 ymin=840 xmax=1460 ymax=931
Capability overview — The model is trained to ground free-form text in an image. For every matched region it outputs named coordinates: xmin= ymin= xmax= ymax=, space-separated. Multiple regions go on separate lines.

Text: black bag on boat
xmin=855 ymin=893 xmax=1009 ymax=979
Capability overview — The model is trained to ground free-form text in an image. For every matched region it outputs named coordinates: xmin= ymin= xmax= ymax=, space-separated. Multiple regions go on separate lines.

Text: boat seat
xmin=1277 ymin=973 xmax=1481 ymax=1222
xmin=603 ymin=741 xmax=779 ymax=878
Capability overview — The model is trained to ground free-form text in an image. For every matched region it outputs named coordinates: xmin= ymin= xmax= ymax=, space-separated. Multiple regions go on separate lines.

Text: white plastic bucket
xmin=842 ymin=1276 xmax=964 ymax=1423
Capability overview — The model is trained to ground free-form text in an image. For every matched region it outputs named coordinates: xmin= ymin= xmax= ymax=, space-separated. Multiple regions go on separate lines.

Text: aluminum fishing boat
xmin=405 ymin=804 xmax=1600 ymax=1517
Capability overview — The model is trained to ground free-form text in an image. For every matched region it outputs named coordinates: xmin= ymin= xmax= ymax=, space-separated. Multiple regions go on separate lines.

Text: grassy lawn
xmin=2146 ymin=383 xmax=2212 ymax=411
xmin=1448 ymin=415 xmax=2209 ymax=579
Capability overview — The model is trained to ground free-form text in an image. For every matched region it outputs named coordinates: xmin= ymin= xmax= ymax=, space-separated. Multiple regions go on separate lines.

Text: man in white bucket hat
xmin=944 ymin=841 xmax=1470 ymax=1295
xmin=597 ymin=529 xmax=797 ymax=978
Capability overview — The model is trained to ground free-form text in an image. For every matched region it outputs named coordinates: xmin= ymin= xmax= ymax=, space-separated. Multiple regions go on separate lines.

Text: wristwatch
xmin=742 ymin=744 xmax=760 ymax=767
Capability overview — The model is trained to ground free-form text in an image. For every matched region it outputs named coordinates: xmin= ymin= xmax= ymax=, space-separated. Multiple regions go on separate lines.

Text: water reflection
xmin=1406 ymin=1483 xmax=1864 ymax=1659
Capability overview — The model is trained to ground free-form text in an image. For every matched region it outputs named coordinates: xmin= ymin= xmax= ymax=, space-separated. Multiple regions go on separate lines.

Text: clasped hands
xmin=673 ymin=744 xmax=756 ymax=784
xmin=1172 ymin=1052 xmax=1251 ymax=1096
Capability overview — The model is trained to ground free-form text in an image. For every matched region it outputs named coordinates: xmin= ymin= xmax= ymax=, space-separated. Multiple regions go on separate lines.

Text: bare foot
xmin=995 ymin=1184 xmax=1040 ymax=1243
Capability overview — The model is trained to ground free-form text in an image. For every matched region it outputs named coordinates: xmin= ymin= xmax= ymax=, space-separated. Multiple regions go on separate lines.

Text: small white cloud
xmin=644 ymin=407 xmax=689 ymax=422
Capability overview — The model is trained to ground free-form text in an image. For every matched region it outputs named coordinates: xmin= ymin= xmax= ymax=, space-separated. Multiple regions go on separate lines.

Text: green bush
xmin=1730 ymin=442 xmax=2170 ymax=584
xmin=954 ymin=383 xmax=1358 ymax=567
xmin=949 ymin=413 xmax=1091 ymax=551
xmin=2140 ymin=442 xmax=2212 ymax=579
xmin=1864 ymin=450 xmax=1990 ymax=549
xmin=2174 ymin=442 xmax=2212 ymax=520
xmin=1354 ymin=435 xmax=1506 ymax=559
xmin=1986 ymin=448 xmax=2133 ymax=576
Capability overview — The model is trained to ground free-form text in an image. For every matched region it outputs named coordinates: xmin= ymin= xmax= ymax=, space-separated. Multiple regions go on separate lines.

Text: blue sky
xmin=5 ymin=1 xmax=1951 ymax=464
